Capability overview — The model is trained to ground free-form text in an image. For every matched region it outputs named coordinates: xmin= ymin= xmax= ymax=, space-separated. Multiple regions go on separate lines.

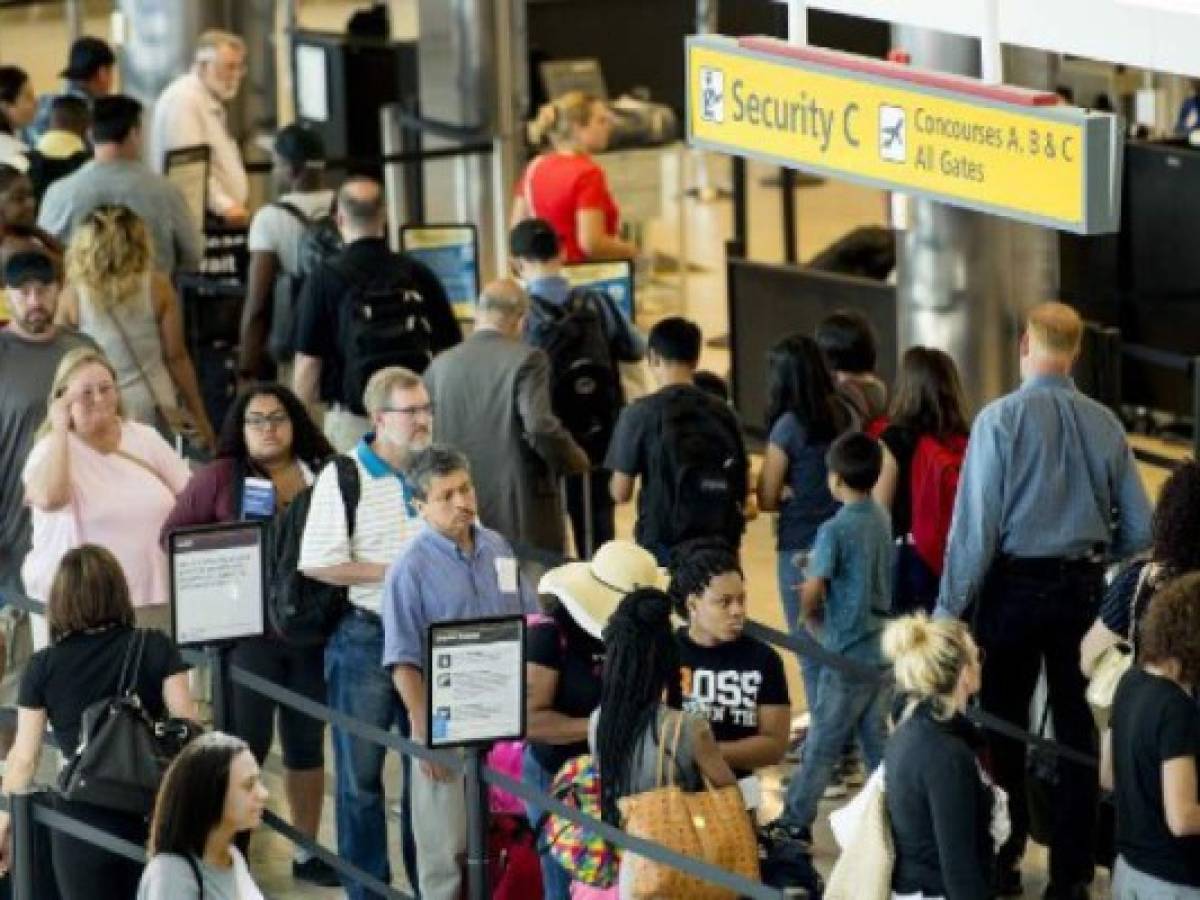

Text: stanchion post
xmin=208 ymin=645 xmax=232 ymax=732
xmin=11 ymin=792 xmax=35 ymax=900
xmin=464 ymin=747 xmax=490 ymax=900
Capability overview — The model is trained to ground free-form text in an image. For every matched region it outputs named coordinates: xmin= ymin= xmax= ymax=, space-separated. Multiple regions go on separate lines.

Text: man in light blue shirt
xmin=937 ymin=301 xmax=1151 ymax=899
xmin=382 ymin=444 xmax=536 ymax=900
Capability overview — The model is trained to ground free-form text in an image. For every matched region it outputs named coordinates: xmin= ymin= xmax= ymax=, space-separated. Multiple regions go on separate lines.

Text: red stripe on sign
xmin=737 ymin=36 xmax=1061 ymax=107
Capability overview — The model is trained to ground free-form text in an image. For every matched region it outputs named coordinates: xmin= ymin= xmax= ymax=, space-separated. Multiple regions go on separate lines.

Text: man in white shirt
xmin=150 ymin=29 xmax=249 ymax=226
xmin=298 ymin=366 xmax=431 ymax=900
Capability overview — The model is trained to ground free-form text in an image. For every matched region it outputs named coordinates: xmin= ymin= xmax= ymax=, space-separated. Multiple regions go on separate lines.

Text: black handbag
xmin=58 ymin=629 xmax=201 ymax=816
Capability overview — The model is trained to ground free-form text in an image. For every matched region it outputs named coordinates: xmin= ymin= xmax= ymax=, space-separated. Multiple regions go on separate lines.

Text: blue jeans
xmin=776 ymin=550 xmax=823 ymax=714
xmin=780 ymin=665 xmax=889 ymax=830
xmin=521 ymin=748 xmax=573 ymax=900
xmin=325 ymin=611 xmax=418 ymax=900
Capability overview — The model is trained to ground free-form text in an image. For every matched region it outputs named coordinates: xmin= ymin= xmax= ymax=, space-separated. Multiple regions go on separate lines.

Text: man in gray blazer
xmin=424 ymin=278 xmax=589 ymax=560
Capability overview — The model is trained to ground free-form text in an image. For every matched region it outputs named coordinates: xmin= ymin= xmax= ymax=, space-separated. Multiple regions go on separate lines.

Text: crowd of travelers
xmin=0 ymin=26 xmax=1196 ymax=900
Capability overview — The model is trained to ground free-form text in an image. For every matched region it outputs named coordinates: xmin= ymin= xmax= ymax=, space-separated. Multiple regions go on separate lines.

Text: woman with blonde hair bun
xmin=882 ymin=614 xmax=1000 ymax=900
xmin=57 ymin=204 xmax=214 ymax=449
xmin=511 ymin=91 xmax=637 ymax=263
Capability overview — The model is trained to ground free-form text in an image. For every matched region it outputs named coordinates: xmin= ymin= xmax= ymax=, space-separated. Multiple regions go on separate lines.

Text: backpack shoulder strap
xmin=332 ymin=454 xmax=362 ymax=539
xmin=273 ymin=200 xmax=310 ymax=226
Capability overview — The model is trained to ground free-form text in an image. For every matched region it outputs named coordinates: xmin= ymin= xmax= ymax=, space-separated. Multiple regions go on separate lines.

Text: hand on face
xmin=58 ymin=363 xmax=120 ymax=436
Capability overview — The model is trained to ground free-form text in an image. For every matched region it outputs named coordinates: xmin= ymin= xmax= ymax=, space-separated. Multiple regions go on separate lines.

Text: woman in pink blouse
xmin=22 ymin=347 xmax=191 ymax=644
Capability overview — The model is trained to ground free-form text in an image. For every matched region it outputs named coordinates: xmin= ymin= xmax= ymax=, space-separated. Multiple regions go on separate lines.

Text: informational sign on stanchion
xmin=425 ymin=615 xmax=526 ymax=900
xmin=168 ymin=522 xmax=267 ymax=647
xmin=426 ymin=616 xmax=526 ymax=748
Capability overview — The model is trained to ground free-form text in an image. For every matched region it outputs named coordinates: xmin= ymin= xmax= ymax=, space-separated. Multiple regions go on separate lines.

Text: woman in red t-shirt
xmin=512 ymin=91 xmax=638 ymax=263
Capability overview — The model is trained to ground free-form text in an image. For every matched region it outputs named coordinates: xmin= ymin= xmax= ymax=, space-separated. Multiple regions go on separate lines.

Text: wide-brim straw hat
xmin=538 ymin=540 xmax=667 ymax=640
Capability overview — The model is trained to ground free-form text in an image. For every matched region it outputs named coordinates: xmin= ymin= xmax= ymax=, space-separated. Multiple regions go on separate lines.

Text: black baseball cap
xmin=274 ymin=125 xmax=325 ymax=169
xmin=509 ymin=218 xmax=561 ymax=262
xmin=61 ymin=37 xmax=116 ymax=81
xmin=3 ymin=251 xmax=58 ymax=288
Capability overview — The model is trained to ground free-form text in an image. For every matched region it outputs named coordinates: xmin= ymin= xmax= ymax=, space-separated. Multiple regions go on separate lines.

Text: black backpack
xmin=267 ymin=201 xmax=344 ymax=363
xmin=335 ymin=257 xmax=435 ymax=416
xmin=655 ymin=388 xmax=746 ymax=549
xmin=526 ymin=289 xmax=621 ymax=463
xmin=263 ymin=456 xmax=361 ymax=646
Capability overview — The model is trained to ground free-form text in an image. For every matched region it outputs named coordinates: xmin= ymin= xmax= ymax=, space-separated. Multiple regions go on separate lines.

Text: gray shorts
xmin=1114 ymin=855 xmax=1200 ymax=900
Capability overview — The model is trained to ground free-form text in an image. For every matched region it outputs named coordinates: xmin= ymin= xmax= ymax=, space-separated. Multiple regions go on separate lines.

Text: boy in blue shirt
xmin=768 ymin=431 xmax=893 ymax=845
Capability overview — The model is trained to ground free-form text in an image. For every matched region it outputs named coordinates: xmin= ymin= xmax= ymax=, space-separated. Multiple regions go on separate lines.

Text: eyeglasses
xmin=244 ymin=412 xmax=290 ymax=430
xmin=380 ymin=403 xmax=433 ymax=418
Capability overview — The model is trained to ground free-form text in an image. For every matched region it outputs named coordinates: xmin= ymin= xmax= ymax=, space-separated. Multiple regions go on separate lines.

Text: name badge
xmin=242 ymin=477 xmax=276 ymax=519
xmin=495 ymin=557 xmax=519 ymax=594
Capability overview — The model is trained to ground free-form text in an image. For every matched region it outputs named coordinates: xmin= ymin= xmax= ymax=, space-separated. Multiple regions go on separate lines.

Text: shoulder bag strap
xmin=1129 ymin=562 xmax=1158 ymax=648
xmin=655 ymin=710 xmax=686 ymax=789
xmin=97 ymin=294 xmax=173 ymax=423
xmin=112 ymin=446 xmax=176 ymax=496
xmin=185 ymin=853 xmax=205 ymax=899
xmin=115 ymin=628 xmax=147 ymax=698
xmin=523 ymin=154 xmax=547 ymax=219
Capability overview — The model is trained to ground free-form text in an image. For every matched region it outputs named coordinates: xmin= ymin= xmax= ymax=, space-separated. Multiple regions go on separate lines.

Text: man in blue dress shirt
xmin=382 ymin=443 xmax=538 ymax=900
xmin=937 ymin=301 xmax=1152 ymax=900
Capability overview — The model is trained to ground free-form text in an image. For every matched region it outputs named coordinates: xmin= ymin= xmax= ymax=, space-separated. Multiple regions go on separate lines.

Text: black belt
xmin=994 ymin=553 xmax=1104 ymax=578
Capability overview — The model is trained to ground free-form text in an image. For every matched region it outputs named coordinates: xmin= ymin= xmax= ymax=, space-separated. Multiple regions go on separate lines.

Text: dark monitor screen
xmin=728 ymin=257 xmax=896 ymax=438
xmin=1125 ymin=141 xmax=1200 ymax=299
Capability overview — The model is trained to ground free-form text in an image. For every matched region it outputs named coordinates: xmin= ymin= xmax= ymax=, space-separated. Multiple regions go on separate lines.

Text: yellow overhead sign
xmin=686 ymin=36 xmax=1122 ymax=234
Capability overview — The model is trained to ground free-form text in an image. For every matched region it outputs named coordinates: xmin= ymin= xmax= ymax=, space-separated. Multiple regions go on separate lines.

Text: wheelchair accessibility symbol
xmin=700 ymin=67 xmax=725 ymax=124
xmin=879 ymin=105 xmax=906 ymax=163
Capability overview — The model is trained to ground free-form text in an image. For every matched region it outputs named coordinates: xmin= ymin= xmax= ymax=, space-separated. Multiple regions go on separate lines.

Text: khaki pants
xmin=411 ymin=758 xmax=467 ymax=900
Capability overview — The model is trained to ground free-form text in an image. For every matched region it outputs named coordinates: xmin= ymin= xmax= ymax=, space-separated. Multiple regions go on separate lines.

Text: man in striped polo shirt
xmin=299 ymin=365 xmax=430 ymax=899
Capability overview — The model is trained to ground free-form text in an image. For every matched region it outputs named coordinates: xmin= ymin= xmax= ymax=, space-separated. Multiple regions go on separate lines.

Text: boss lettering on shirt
xmin=681 ymin=667 xmax=763 ymax=727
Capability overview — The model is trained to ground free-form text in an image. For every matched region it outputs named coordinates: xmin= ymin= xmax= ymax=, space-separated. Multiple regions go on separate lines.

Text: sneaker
xmin=293 ymin=856 xmax=342 ymax=887
xmin=822 ymin=778 xmax=848 ymax=800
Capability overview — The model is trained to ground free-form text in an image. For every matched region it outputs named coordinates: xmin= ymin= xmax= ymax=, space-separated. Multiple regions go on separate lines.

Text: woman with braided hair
xmin=590 ymin=587 xmax=735 ymax=898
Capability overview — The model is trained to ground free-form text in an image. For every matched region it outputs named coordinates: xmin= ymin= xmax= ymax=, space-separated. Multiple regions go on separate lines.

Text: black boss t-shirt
xmin=19 ymin=626 xmax=189 ymax=758
xmin=526 ymin=610 xmax=605 ymax=773
xmin=1112 ymin=667 xmax=1200 ymax=887
xmin=677 ymin=630 xmax=790 ymax=777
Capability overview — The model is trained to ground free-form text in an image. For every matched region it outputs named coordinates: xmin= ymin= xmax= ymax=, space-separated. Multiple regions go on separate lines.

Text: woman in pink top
xmin=22 ymin=347 xmax=191 ymax=644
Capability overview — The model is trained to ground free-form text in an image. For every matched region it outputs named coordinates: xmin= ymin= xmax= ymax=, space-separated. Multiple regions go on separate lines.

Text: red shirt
xmin=515 ymin=152 xmax=620 ymax=263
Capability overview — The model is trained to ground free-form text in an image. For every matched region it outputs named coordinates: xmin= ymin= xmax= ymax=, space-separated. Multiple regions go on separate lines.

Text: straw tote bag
xmin=617 ymin=711 xmax=760 ymax=900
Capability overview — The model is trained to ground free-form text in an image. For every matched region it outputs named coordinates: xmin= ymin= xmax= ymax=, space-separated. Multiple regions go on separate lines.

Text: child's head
xmin=825 ymin=431 xmax=882 ymax=497
xmin=1139 ymin=573 xmax=1200 ymax=688
xmin=647 ymin=316 xmax=702 ymax=378
xmin=816 ymin=310 xmax=878 ymax=376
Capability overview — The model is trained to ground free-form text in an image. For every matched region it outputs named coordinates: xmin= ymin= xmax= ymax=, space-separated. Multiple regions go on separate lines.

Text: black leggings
xmin=49 ymin=798 xmax=147 ymax=900
xmin=229 ymin=636 xmax=327 ymax=769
